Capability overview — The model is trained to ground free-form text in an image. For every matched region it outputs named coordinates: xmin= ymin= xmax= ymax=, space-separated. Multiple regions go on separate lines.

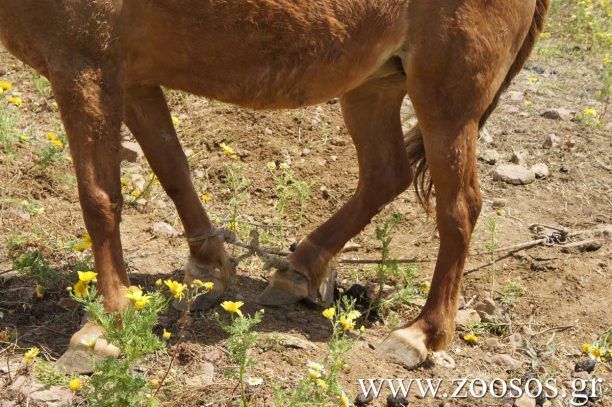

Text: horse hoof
xmin=378 ymin=327 xmax=428 ymax=369
xmin=56 ymin=323 xmax=120 ymax=374
xmin=256 ymin=268 xmax=309 ymax=306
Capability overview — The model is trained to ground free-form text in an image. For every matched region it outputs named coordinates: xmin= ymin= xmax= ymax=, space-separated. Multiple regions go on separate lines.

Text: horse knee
xmin=79 ymin=188 xmax=123 ymax=233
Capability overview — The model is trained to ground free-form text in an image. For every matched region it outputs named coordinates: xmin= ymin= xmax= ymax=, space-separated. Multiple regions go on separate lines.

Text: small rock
xmin=479 ymin=149 xmax=500 ymax=165
xmin=455 ymin=309 xmax=481 ymax=331
xmin=485 ymin=338 xmax=501 ymax=348
xmin=531 ymin=163 xmax=550 ymax=179
xmin=275 ymin=333 xmax=319 ymax=350
xmin=387 ymin=395 xmax=409 ymax=407
xmin=355 ymin=393 xmax=374 ymax=406
xmin=571 ymin=371 xmax=590 ymax=381
xmin=574 ymin=358 xmax=596 ymax=373
xmin=542 ymin=134 xmax=560 ymax=149
xmin=492 ymin=354 xmax=523 ymax=371
xmin=151 ymin=222 xmax=179 ymax=238
xmin=564 ymin=138 xmax=576 ymax=149
xmin=432 ymin=351 xmax=455 ymax=369
xmin=508 ymin=333 xmax=524 ymax=349
xmin=29 ymin=386 xmax=74 ymax=406
xmin=509 ymin=91 xmax=524 ymax=101
xmin=540 ymin=108 xmax=573 ymax=121
xmin=120 ymin=141 xmax=144 ymax=163
xmin=330 ymin=155 xmax=338 ymax=162
xmin=480 ymin=127 xmax=494 ymax=144
xmin=493 ymin=164 xmax=536 ymax=185
xmin=510 ymin=150 xmax=529 ymax=166
xmin=492 ymin=198 xmax=507 ymax=209
xmin=514 ymin=393 xmax=536 ymax=407
xmin=342 ymin=242 xmax=361 ymax=252
xmin=560 ymin=240 xmax=601 ymax=254
xmin=474 ymin=297 xmax=505 ymax=324
xmin=264 ymin=127 xmax=273 ymax=135
xmin=185 ymin=362 xmax=214 ymax=388
xmin=301 ymin=148 xmax=311 ymax=156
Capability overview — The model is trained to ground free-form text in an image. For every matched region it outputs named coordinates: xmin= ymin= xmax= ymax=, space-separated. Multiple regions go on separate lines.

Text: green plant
xmin=500 ymin=280 xmax=527 ymax=305
xmin=0 ymin=104 xmax=17 ymax=153
xmin=484 ymin=217 xmax=500 ymax=296
xmin=12 ymin=249 xmax=62 ymax=285
xmin=216 ymin=301 xmax=264 ymax=406
xmin=33 ymin=74 xmax=53 ymax=99
xmin=271 ymin=163 xmax=310 ymax=234
xmin=275 ymin=298 xmax=361 ymax=407
xmin=224 ymin=162 xmax=250 ymax=236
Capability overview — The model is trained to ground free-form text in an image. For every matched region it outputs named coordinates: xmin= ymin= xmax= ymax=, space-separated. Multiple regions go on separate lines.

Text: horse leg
xmin=258 ymin=71 xmax=413 ymax=305
xmin=48 ymin=66 xmax=126 ymax=373
xmin=378 ymin=0 xmax=534 ymax=367
xmin=124 ymin=85 xmax=233 ymax=310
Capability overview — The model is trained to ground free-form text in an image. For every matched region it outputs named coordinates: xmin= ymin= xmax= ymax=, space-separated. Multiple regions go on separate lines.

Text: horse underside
xmin=121 ymin=0 xmax=409 ymax=109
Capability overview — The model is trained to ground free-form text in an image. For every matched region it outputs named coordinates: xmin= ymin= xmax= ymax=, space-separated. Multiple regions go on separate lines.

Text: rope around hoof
xmin=181 ymin=223 xmax=609 ymax=275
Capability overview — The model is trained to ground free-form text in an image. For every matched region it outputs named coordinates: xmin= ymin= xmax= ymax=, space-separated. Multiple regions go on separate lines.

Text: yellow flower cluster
xmin=69 ymin=378 xmax=81 ymax=392
xmin=74 ymin=234 xmax=92 ymax=252
xmin=582 ymin=343 xmax=607 ymax=362
xmin=221 ymin=300 xmax=244 ymax=317
xmin=23 ymin=347 xmax=40 ymax=364
xmin=125 ymin=286 xmax=151 ymax=310
xmin=73 ymin=271 xmax=98 ymax=297
xmin=45 ymin=132 xmax=64 ymax=148
xmin=164 ymin=279 xmax=188 ymax=299
xmin=463 ymin=333 xmax=478 ymax=344
xmin=220 ymin=142 xmax=238 ymax=160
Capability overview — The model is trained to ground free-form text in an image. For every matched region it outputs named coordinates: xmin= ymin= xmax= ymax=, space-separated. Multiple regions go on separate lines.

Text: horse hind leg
xmin=258 ymin=69 xmax=414 ymax=306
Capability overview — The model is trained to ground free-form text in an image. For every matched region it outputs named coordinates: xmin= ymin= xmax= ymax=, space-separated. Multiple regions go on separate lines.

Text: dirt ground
xmin=1 ymin=9 xmax=611 ymax=407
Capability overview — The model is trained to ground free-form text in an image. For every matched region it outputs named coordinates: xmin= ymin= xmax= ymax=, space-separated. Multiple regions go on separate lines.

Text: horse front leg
xmin=48 ymin=65 xmax=128 ymax=373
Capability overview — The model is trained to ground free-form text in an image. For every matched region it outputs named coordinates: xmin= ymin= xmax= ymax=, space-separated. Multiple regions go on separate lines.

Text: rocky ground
xmin=1 ymin=4 xmax=611 ymax=407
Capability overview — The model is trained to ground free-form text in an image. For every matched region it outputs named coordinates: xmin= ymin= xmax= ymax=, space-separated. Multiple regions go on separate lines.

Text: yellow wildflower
xmin=6 ymin=96 xmax=23 ymax=107
xmin=74 ymin=234 xmax=92 ymax=252
xmin=279 ymin=162 xmax=290 ymax=170
xmin=528 ymin=77 xmax=538 ymax=84
xmin=201 ymin=193 xmax=213 ymax=202
xmin=347 ymin=310 xmax=361 ymax=320
xmin=125 ymin=286 xmax=151 ymax=310
xmin=191 ymin=279 xmax=204 ymax=288
xmin=583 ymin=107 xmax=597 ymax=117
xmin=420 ymin=282 xmax=431 ymax=294
xmin=19 ymin=135 xmax=29 ymax=142
xmin=77 ymin=271 xmax=97 ymax=283
xmin=35 ymin=283 xmax=44 ymax=299
xmin=164 ymin=280 xmax=188 ymax=299
xmin=582 ymin=343 xmax=592 ymax=354
xmin=360 ymin=326 xmax=366 ymax=333
xmin=80 ymin=335 xmax=97 ymax=349
xmin=68 ymin=378 xmax=81 ymax=392
xmin=316 ymin=379 xmax=327 ymax=390
xmin=322 ymin=307 xmax=335 ymax=320
xmin=0 ymin=81 xmax=13 ymax=91
xmin=171 ymin=116 xmax=180 ymax=126
xmin=23 ymin=347 xmax=40 ymax=363
xmin=463 ymin=333 xmax=478 ymax=344
xmin=540 ymin=32 xmax=551 ymax=39
xmin=339 ymin=315 xmax=355 ymax=332
xmin=73 ymin=280 xmax=89 ymax=297
xmin=266 ymin=161 xmax=276 ymax=170
xmin=203 ymin=281 xmax=214 ymax=291
xmin=150 ymin=379 xmax=160 ymax=388
xmin=162 ymin=329 xmax=172 ymax=341
xmin=590 ymin=347 xmax=603 ymax=361
xmin=524 ymin=100 xmax=533 ymax=106
xmin=309 ymin=368 xmax=322 ymax=379
xmin=220 ymin=142 xmax=235 ymax=156
xmin=155 ymin=278 xmax=163 ymax=287
xmin=340 ymin=391 xmax=350 ymax=407
xmin=221 ymin=300 xmax=244 ymax=317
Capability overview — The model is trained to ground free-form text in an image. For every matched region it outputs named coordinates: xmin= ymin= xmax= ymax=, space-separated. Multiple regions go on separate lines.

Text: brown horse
xmin=0 ymin=0 xmax=550 ymax=372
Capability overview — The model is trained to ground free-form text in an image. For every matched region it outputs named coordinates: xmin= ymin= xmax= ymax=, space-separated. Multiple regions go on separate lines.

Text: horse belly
xmin=122 ymin=0 xmax=408 ymax=108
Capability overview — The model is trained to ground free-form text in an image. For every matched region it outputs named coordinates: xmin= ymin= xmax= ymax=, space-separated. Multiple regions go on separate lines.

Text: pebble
xmin=387 ymin=395 xmax=409 ymax=407
xmin=185 ymin=362 xmax=215 ymax=388
xmin=479 ymin=149 xmax=500 ymax=165
xmin=480 ymin=127 xmax=494 ymax=144
xmin=355 ymin=393 xmax=374 ymax=406
xmin=574 ymin=358 xmax=596 ymax=373
xmin=151 ymin=222 xmax=179 ymax=238
xmin=531 ymin=163 xmax=550 ymax=179
xmin=455 ymin=309 xmax=481 ymax=331
xmin=510 ymin=150 xmax=529 ymax=166
xmin=120 ymin=140 xmax=144 ymax=163
xmin=492 ymin=198 xmax=507 ymax=209
xmin=474 ymin=297 xmax=505 ymax=324
xmin=301 ymin=148 xmax=311 ymax=156
xmin=431 ymin=351 xmax=456 ymax=369
xmin=540 ymin=108 xmax=573 ymax=121
xmin=492 ymin=164 xmax=536 ymax=185
xmin=509 ymin=91 xmax=524 ymax=101
xmin=542 ymin=133 xmax=560 ymax=149
xmin=491 ymin=354 xmax=523 ymax=371
xmin=514 ymin=393 xmax=536 ymax=407
xmin=508 ymin=333 xmax=524 ymax=349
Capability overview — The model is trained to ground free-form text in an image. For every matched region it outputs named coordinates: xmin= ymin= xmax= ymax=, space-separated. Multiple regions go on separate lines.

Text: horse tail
xmin=406 ymin=0 xmax=552 ymax=213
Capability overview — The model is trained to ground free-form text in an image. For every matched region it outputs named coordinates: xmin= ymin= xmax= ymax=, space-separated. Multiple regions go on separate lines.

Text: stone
xmin=509 ymin=91 xmax=524 ymax=101
xmin=514 ymin=393 xmax=536 ymax=407
xmin=455 ymin=309 xmax=481 ymax=331
xmin=493 ymin=164 xmax=536 ymax=185
xmin=151 ymin=222 xmax=179 ymax=238
xmin=531 ymin=163 xmax=550 ymax=179
xmin=185 ymin=362 xmax=214 ymax=388
xmin=355 ymin=393 xmax=374 ymax=406
xmin=480 ymin=127 xmax=494 ymax=144
xmin=301 ymin=148 xmax=311 ymax=156
xmin=264 ymin=127 xmax=273 ymax=135
xmin=560 ymin=240 xmax=601 ymax=254
xmin=510 ymin=150 xmax=528 ymax=166
xmin=508 ymin=333 xmax=524 ymax=349
xmin=120 ymin=141 xmax=144 ymax=163
xmin=479 ymin=149 xmax=500 ymax=165
xmin=432 ymin=351 xmax=456 ymax=369
xmin=574 ymin=358 xmax=596 ymax=373
xmin=475 ymin=298 xmax=505 ymax=324
xmin=492 ymin=199 xmax=507 ymax=209
xmin=542 ymin=134 xmax=560 ymax=149
xmin=540 ymin=108 xmax=573 ymax=121
xmin=492 ymin=354 xmax=523 ymax=371
xmin=29 ymin=386 xmax=74 ymax=406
